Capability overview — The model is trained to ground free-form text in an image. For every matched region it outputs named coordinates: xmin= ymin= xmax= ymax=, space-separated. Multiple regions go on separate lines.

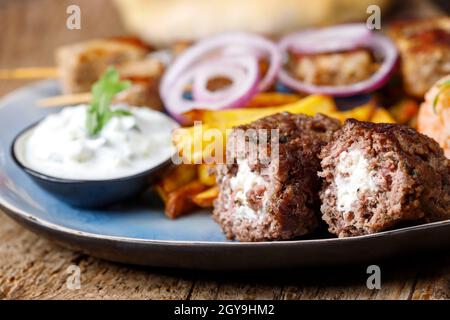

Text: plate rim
xmin=2 ymin=194 xmax=450 ymax=247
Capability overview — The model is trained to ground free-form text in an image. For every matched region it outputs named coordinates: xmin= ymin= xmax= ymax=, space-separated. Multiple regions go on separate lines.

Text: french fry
xmin=330 ymin=101 xmax=376 ymax=123
xmin=174 ymin=97 xmax=379 ymax=164
xmin=244 ymin=92 xmax=302 ymax=108
xmin=408 ymin=115 xmax=418 ymax=129
xmin=192 ymin=185 xmax=219 ymax=208
xmin=155 ymin=184 xmax=169 ymax=203
xmin=389 ymin=99 xmax=419 ymax=124
xmin=156 ymin=164 xmax=197 ymax=197
xmin=173 ymin=123 xmax=228 ymax=164
xmin=175 ymin=95 xmax=338 ymax=164
xmin=370 ymin=108 xmax=396 ymax=123
xmin=165 ymin=180 xmax=207 ymax=219
xmin=198 ymin=164 xmax=216 ymax=186
xmin=183 ymin=95 xmax=336 ymax=125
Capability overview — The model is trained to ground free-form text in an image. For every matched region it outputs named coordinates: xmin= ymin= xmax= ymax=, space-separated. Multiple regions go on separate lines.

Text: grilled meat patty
xmin=319 ymin=119 xmax=450 ymax=237
xmin=213 ymin=112 xmax=340 ymax=242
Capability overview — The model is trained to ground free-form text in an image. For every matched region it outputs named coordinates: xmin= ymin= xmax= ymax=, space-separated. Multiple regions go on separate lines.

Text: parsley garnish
xmin=86 ymin=67 xmax=132 ymax=136
xmin=433 ymin=80 xmax=450 ymax=114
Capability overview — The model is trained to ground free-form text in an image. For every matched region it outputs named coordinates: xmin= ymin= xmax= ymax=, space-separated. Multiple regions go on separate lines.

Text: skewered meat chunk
xmin=114 ymin=76 xmax=163 ymax=110
xmin=389 ymin=17 xmax=450 ymax=98
xmin=56 ymin=38 xmax=165 ymax=109
xmin=56 ymin=38 xmax=150 ymax=93
xmin=289 ymin=49 xmax=377 ymax=86
xmin=115 ymin=59 xmax=165 ymax=110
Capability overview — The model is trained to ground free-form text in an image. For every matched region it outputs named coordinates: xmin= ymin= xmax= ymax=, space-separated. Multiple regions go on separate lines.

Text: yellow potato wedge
xmin=154 ymin=184 xmax=169 ymax=203
xmin=174 ymin=97 xmax=380 ymax=164
xmin=330 ymin=101 xmax=376 ymax=123
xmin=175 ymin=95 xmax=338 ymax=164
xmin=370 ymin=108 xmax=396 ymax=124
xmin=389 ymin=99 xmax=419 ymax=124
xmin=183 ymin=95 xmax=336 ymax=125
xmin=198 ymin=164 xmax=216 ymax=186
xmin=173 ymin=123 xmax=228 ymax=164
xmin=157 ymin=164 xmax=197 ymax=194
xmin=164 ymin=180 xmax=207 ymax=219
xmin=191 ymin=185 xmax=219 ymax=208
xmin=408 ymin=115 xmax=418 ymax=129
xmin=244 ymin=92 xmax=302 ymax=108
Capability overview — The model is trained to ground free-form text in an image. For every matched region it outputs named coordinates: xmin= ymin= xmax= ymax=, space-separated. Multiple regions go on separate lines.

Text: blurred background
xmin=0 ymin=0 xmax=448 ymax=97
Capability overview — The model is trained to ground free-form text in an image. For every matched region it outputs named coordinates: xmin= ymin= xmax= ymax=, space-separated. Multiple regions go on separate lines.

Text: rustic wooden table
xmin=0 ymin=0 xmax=449 ymax=300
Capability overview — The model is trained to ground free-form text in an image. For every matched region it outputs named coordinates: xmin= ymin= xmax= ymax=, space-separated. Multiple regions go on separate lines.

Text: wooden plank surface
xmin=0 ymin=0 xmax=449 ymax=300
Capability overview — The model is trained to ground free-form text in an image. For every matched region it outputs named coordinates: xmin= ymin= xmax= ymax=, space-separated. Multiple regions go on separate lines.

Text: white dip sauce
xmin=24 ymin=104 xmax=178 ymax=180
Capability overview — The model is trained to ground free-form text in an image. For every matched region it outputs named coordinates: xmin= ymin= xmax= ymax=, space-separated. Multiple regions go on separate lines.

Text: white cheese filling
xmin=229 ymin=159 xmax=266 ymax=220
xmin=335 ymin=148 xmax=377 ymax=215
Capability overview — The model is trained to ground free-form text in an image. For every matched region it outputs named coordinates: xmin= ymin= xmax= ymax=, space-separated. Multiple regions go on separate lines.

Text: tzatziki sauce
xmin=23 ymin=104 xmax=178 ymax=180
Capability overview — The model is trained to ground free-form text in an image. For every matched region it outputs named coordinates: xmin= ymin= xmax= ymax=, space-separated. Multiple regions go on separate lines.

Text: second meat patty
xmin=319 ymin=119 xmax=450 ymax=237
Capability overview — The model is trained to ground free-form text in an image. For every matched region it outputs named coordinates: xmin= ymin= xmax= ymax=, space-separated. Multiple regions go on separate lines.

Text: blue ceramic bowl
xmin=11 ymin=122 xmax=174 ymax=208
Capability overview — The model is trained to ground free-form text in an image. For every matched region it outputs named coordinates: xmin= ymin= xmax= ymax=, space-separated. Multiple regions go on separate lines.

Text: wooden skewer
xmin=0 ymin=67 xmax=59 ymax=79
xmin=37 ymin=92 xmax=92 ymax=108
xmin=4 ymin=60 xmax=164 ymax=108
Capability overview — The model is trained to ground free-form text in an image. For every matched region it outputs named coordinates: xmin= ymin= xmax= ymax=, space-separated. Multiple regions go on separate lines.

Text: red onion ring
xmin=278 ymin=29 xmax=398 ymax=97
xmin=280 ymin=24 xmax=373 ymax=55
xmin=164 ymin=55 xmax=259 ymax=122
xmin=160 ymin=32 xmax=282 ymax=121
xmin=192 ymin=61 xmax=247 ymax=103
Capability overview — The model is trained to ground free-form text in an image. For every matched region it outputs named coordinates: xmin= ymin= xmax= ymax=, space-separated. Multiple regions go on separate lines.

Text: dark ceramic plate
xmin=1 ymin=81 xmax=450 ymax=270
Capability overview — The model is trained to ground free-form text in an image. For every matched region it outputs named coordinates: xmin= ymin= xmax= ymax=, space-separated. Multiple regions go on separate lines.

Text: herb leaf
xmin=86 ymin=67 xmax=132 ymax=136
xmin=433 ymin=80 xmax=450 ymax=114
